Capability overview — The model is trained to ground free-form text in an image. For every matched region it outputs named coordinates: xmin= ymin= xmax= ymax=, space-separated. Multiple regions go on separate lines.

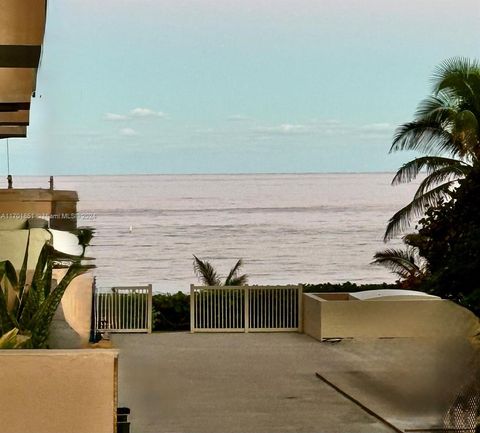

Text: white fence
xmin=94 ymin=285 xmax=153 ymax=333
xmin=190 ymin=285 xmax=303 ymax=333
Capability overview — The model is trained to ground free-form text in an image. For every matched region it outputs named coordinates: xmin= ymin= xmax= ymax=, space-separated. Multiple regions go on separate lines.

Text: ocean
xmin=15 ymin=173 xmax=420 ymax=292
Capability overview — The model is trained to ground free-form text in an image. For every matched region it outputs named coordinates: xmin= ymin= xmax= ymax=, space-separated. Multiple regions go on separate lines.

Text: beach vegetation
xmin=385 ymin=57 xmax=480 ymax=240
xmin=371 ymin=247 xmax=427 ymax=289
xmin=379 ymin=57 xmax=480 ymax=315
xmin=193 ymin=255 xmax=248 ymax=286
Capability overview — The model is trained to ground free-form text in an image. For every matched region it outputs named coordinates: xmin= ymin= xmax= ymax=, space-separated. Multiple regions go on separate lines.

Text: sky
xmin=5 ymin=0 xmax=480 ymax=175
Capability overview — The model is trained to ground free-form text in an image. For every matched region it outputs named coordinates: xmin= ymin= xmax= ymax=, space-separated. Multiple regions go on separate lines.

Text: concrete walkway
xmin=113 ymin=333 xmax=395 ymax=433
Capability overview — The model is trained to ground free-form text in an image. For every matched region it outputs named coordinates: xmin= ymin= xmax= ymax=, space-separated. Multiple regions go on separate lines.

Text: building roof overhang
xmin=0 ymin=0 xmax=47 ymax=139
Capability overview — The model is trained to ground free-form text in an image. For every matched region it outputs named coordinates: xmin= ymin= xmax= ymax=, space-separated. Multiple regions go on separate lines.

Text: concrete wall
xmin=0 ymin=189 xmax=78 ymax=230
xmin=0 ymin=227 xmax=50 ymax=272
xmin=303 ymin=293 xmax=322 ymax=341
xmin=0 ymin=350 xmax=118 ymax=433
xmin=303 ymin=293 xmax=480 ymax=340
xmin=49 ymin=270 xmax=94 ymax=348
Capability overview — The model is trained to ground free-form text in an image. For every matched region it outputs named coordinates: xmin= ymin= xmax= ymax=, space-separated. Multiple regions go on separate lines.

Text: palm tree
xmin=371 ymin=247 xmax=426 ymax=288
xmin=385 ymin=57 xmax=480 ymax=240
xmin=193 ymin=255 xmax=248 ymax=286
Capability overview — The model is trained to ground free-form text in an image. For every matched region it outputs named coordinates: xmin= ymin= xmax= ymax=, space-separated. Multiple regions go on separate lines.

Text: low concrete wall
xmin=303 ymin=293 xmax=480 ymax=340
xmin=0 ymin=350 xmax=118 ymax=433
xmin=303 ymin=293 xmax=322 ymax=341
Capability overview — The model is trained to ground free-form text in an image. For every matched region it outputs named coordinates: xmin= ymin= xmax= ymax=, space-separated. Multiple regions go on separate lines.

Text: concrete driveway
xmin=113 ymin=332 xmax=396 ymax=433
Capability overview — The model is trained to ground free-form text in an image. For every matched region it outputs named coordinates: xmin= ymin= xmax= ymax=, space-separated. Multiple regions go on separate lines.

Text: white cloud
xmin=360 ymin=123 xmax=394 ymax=134
xmin=254 ymin=123 xmax=310 ymax=136
xmin=227 ymin=114 xmax=251 ymax=122
xmin=104 ymin=108 xmax=167 ymax=122
xmin=130 ymin=107 xmax=166 ymax=118
xmin=119 ymin=128 xmax=138 ymax=136
xmin=104 ymin=112 xmax=128 ymax=121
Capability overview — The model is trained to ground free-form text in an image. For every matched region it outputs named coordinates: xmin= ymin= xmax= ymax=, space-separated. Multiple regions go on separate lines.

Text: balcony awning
xmin=0 ymin=0 xmax=47 ymax=139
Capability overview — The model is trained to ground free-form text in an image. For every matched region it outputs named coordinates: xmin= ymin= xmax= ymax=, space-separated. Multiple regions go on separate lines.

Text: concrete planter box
xmin=0 ymin=349 xmax=118 ymax=433
xmin=303 ymin=291 xmax=479 ymax=340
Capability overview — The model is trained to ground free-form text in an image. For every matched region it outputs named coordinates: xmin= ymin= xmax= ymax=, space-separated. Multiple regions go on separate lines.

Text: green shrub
xmin=152 ymin=292 xmax=190 ymax=331
xmin=302 ymin=281 xmax=396 ymax=293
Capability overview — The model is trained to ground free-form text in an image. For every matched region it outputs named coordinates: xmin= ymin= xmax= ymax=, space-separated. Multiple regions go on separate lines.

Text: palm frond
xmin=225 ymin=259 xmax=246 ymax=286
xmin=371 ymin=248 xmax=421 ymax=279
xmin=390 ymin=120 xmax=458 ymax=156
xmin=432 ymin=57 xmax=480 ymax=113
xmin=413 ymin=164 xmax=470 ymax=199
xmin=225 ymin=274 xmax=248 ymax=287
xmin=391 ymin=156 xmax=467 ymax=185
xmin=384 ymin=181 xmax=456 ymax=241
xmin=192 ymin=255 xmax=221 ymax=286
xmin=414 ymin=92 xmax=458 ymax=123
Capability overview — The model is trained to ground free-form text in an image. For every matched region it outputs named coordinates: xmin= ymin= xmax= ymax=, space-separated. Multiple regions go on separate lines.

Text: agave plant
xmin=0 ymin=231 xmax=95 ymax=349
xmin=385 ymin=57 xmax=480 ymax=240
xmin=0 ymin=328 xmax=31 ymax=349
xmin=193 ymin=255 xmax=248 ymax=286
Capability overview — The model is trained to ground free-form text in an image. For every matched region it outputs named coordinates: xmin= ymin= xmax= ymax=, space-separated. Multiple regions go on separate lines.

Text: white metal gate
xmin=95 ymin=285 xmax=153 ymax=333
xmin=190 ymin=285 xmax=303 ymax=333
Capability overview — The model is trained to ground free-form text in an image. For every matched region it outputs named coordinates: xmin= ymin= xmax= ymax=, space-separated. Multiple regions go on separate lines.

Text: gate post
xmin=297 ymin=284 xmax=303 ymax=333
xmin=244 ymin=286 xmax=249 ymax=333
xmin=190 ymin=285 xmax=195 ymax=333
xmin=147 ymin=284 xmax=153 ymax=333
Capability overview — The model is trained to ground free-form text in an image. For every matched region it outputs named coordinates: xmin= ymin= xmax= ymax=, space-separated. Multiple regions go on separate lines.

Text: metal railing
xmin=94 ymin=285 xmax=153 ymax=333
xmin=190 ymin=285 xmax=303 ymax=333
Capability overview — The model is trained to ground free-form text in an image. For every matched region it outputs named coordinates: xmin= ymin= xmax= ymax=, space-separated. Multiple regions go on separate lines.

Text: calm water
xmin=15 ymin=174 xmax=420 ymax=292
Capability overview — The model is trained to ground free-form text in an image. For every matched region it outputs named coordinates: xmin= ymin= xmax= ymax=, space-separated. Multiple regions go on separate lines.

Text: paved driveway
xmin=113 ymin=332 xmax=396 ymax=433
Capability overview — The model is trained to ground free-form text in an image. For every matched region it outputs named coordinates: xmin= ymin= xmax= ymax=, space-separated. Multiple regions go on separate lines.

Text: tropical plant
xmin=414 ymin=170 xmax=480 ymax=315
xmin=71 ymin=227 xmax=95 ymax=257
xmin=193 ymin=255 xmax=248 ymax=286
xmin=0 ymin=232 xmax=95 ymax=348
xmin=371 ymin=246 xmax=427 ymax=289
xmin=0 ymin=328 xmax=31 ymax=349
xmin=385 ymin=57 xmax=480 ymax=240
